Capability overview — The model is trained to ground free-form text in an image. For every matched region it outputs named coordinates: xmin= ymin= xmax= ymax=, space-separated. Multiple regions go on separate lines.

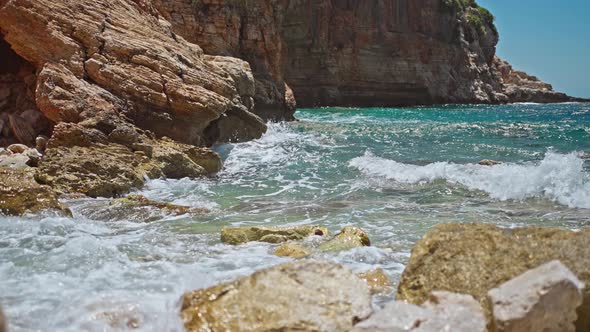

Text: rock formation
xmin=352 ymin=291 xmax=486 ymax=332
xmin=488 ymin=260 xmax=584 ymax=332
xmin=181 ymin=260 xmax=373 ymax=332
xmin=155 ymin=0 xmax=584 ymax=108
xmin=397 ymin=223 xmax=590 ymax=331
xmin=220 ymin=225 xmax=328 ymax=245
xmin=0 ymin=0 xmax=269 ymax=200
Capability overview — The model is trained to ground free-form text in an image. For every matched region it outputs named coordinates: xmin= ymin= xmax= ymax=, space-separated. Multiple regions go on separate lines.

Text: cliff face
xmin=281 ymin=0 xmax=581 ymax=106
xmin=157 ymin=0 xmax=579 ymax=108
xmin=154 ymin=0 xmax=296 ymax=121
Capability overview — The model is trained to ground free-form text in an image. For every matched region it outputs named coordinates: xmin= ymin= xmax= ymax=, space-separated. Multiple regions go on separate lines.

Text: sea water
xmin=1 ymin=103 xmax=589 ymax=331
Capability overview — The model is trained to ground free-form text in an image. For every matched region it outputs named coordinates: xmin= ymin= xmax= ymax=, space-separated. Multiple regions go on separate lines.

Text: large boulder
xmin=181 ymin=260 xmax=373 ymax=332
xmin=221 ymin=225 xmax=328 ymax=245
xmin=397 ymin=223 xmax=590 ymax=331
xmin=488 ymin=260 xmax=584 ymax=332
xmin=0 ymin=167 xmax=70 ymax=216
xmin=352 ymin=291 xmax=486 ymax=332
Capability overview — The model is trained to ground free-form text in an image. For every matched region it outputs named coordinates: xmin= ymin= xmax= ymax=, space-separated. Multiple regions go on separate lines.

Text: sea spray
xmin=350 ymin=151 xmax=590 ymax=209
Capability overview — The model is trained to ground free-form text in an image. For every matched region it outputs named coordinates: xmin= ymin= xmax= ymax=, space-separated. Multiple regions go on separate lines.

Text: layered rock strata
xmin=0 ymin=0 xmax=268 ymax=200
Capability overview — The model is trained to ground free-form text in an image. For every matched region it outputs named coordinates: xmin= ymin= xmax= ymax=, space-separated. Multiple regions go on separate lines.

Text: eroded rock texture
xmin=181 ymin=260 xmax=372 ymax=332
xmin=397 ymin=223 xmax=590 ymax=331
xmin=0 ymin=0 xmax=267 ymax=197
xmin=154 ymin=0 xmax=296 ymax=121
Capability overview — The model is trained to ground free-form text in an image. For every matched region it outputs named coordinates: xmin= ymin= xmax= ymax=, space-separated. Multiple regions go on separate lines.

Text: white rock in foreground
xmin=488 ymin=260 xmax=584 ymax=332
xmin=352 ymin=291 xmax=486 ymax=332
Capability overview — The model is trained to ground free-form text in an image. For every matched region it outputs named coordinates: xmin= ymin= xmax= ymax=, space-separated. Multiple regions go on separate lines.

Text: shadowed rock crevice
xmin=0 ymin=35 xmax=52 ymax=147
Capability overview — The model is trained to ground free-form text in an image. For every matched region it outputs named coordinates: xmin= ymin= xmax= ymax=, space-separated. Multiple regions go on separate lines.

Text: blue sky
xmin=478 ymin=0 xmax=590 ymax=98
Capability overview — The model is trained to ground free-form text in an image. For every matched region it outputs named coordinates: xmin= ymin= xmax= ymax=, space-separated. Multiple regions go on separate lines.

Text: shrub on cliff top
xmin=443 ymin=0 xmax=497 ymax=35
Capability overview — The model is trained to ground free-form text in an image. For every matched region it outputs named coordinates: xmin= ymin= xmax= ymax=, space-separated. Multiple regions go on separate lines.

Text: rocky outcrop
xmin=397 ymin=223 xmax=590 ymax=331
xmin=154 ymin=0 xmax=296 ymax=121
xmin=220 ymin=225 xmax=328 ymax=245
xmin=0 ymin=167 xmax=71 ymax=216
xmin=0 ymin=0 xmax=268 ymax=197
xmin=352 ymin=291 xmax=486 ymax=332
xmin=488 ymin=260 xmax=584 ymax=332
xmin=181 ymin=260 xmax=372 ymax=332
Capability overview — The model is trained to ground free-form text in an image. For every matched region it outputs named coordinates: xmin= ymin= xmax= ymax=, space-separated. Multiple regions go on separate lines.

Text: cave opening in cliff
xmin=0 ymin=34 xmax=51 ymax=148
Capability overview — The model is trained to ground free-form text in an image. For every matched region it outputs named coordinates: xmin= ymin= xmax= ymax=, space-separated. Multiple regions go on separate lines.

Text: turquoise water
xmin=1 ymin=103 xmax=589 ymax=331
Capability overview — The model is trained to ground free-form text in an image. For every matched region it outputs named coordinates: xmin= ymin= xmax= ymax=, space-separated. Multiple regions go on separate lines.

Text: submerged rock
xmin=221 ymin=225 xmax=328 ymax=245
xmin=397 ymin=223 xmax=590 ymax=331
xmin=318 ymin=226 xmax=371 ymax=252
xmin=488 ymin=260 xmax=584 ymax=332
xmin=111 ymin=195 xmax=208 ymax=215
xmin=181 ymin=260 xmax=372 ymax=332
xmin=357 ymin=268 xmax=393 ymax=295
xmin=352 ymin=291 xmax=486 ymax=332
xmin=0 ymin=167 xmax=70 ymax=216
xmin=479 ymin=159 xmax=502 ymax=166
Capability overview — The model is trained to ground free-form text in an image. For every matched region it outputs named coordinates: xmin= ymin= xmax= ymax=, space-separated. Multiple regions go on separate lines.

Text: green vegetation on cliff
xmin=443 ymin=0 xmax=497 ymax=35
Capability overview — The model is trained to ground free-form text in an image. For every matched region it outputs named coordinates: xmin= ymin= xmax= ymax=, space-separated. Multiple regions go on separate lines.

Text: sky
xmin=477 ymin=0 xmax=590 ymax=98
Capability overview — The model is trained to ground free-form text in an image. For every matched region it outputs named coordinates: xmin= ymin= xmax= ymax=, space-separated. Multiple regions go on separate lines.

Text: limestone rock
xmin=221 ymin=225 xmax=328 ymax=245
xmin=352 ymin=291 xmax=486 ymax=332
xmin=397 ymin=223 xmax=590 ymax=331
xmin=181 ymin=260 xmax=372 ymax=332
xmin=273 ymin=242 xmax=311 ymax=259
xmin=488 ymin=260 xmax=584 ymax=332
xmin=0 ymin=167 xmax=71 ymax=216
xmin=357 ymin=268 xmax=393 ymax=295
xmin=318 ymin=226 xmax=371 ymax=252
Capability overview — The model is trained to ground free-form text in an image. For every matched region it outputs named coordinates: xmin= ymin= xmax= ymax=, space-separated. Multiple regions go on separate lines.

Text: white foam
xmin=350 ymin=151 xmax=590 ymax=209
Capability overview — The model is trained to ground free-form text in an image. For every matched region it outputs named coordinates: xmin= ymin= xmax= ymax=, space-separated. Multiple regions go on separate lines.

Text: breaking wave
xmin=350 ymin=151 xmax=590 ymax=209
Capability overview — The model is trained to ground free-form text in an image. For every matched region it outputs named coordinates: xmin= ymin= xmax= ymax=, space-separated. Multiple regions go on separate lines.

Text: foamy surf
xmin=350 ymin=151 xmax=590 ymax=209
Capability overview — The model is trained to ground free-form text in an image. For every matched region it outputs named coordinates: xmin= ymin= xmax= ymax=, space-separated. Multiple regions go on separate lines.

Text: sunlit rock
xmin=318 ymin=226 xmax=371 ymax=252
xmin=221 ymin=225 xmax=328 ymax=245
xmin=488 ymin=260 xmax=584 ymax=332
xmin=352 ymin=291 xmax=486 ymax=332
xmin=0 ymin=167 xmax=71 ymax=216
xmin=397 ymin=223 xmax=590 ymax=330
xmin=181 ymin=260 xmax=372 ymax=332
xmin=357 ymin=268 xmax=393 ymax=295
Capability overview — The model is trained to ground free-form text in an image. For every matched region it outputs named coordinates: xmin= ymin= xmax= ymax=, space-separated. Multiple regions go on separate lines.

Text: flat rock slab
xmin=352 ymin=291 xmax=486 ymax=332
xmin=488 ymin=260 xmax=584 ymax=332
xmin=181 ymin=260 xmax=372 ymax=332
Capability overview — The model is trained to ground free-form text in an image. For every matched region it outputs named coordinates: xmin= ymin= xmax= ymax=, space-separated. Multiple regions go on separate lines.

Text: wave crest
xmin=349 ymin=151 xmax=590 ymax=209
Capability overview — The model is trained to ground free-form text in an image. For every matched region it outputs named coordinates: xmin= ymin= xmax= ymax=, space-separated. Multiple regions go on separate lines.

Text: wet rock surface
xmin=181 ymin=260 xmax=372 ymax=332
xmin=357 ymin=268 xmax=393 ymax=295
xmin=0 ymin=167 xmax=71 ymax=216
xmin=397 ymin=223 xmax=590 ymax=331
xmin=488 ymin=260 xmax=584 ymax=332
xmin=221 ymin=225 xmax=329 ymax=245
xmin=318 ymin=226 xmax=371 ymax=252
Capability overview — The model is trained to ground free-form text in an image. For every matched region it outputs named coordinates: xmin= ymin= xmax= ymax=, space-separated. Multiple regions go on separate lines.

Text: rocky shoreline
xmin=0 ymin=0 xmax=587 ymax=210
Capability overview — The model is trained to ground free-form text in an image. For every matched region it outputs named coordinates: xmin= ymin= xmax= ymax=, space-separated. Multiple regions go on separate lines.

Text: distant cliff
xmin=156 ymin=0 xmax=582 ymax=111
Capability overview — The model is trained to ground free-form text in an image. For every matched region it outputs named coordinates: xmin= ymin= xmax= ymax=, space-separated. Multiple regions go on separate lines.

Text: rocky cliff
xmin=0 ymin=0 xmax=583 ymax=203
xmin=156 ymin=0 xmax=582 ymax=108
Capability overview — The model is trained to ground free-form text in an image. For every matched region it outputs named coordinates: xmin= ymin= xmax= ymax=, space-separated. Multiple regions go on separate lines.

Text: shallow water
xmin=1 ymin=103 xmax=589 ymax=331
